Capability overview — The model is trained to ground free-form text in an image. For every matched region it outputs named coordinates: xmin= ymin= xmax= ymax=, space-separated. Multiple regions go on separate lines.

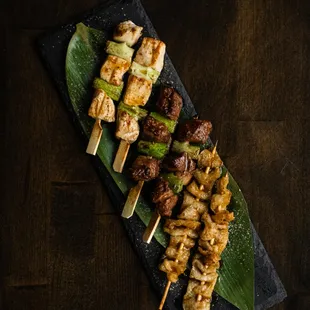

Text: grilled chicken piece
xmin=88 ymin=89 xmax=115 ymax=122
xmin=100 ymin=55 xmax=130 ymax=86
xmin=159 ymin=258 xmax=187 ymax=283
xmin=163 ymin=152 xmax=196 ymax=173
xmin=178 ymin=191 xmax=208 ymax=221
xmin=177 ymin=120 xmax=212 ymax=144
xmin=123 ymin=75 xmax=152 ymax=106
xmin=113 ymin=20 xmax=143 ymax=47
xmin=211 ymin=210 xmax=235 ymax=224
xmin=190 ymin=254 xmax=219 ymax=282
xmin=197 ymin=149 xmax=223 ymax=169
xmin=135 ymin=37 xmax=166 ymax=72
xmin=130 ymin=155 xmax=160 ymax=181
xmin=164 ymin=219 xmax=201 ymax=239
xmin=142 ymin=116 xmax=171 ymax=143
xmin=115 ymin=110 xmax=139 ymax=143
xmin=187 ymin=180 xmax=211 ymax=201
xmin=156 ymin=87 xmax=183 ymax=120
xmin=157 ymin=195 xmax=178 ymax=217
xmin=210 ymin=174 xmax=232 ymax=213
xmin=193 ymin=167 xmax=221 ymax=188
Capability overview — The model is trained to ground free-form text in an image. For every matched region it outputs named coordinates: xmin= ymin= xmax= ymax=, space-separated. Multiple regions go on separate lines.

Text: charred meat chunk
xmin=157 ymin=195 xmax=178 ymax=217
xmin=156 ymin=87 xmax=183 ymax=120
xmin=163 ymin=152 xmax=196 ymax=172
xmin=152 ymin=178 xmax=174 ymax=203
xmin=130 ymin=156 xmax=160 ymax=181
xmin=142 ymin=116 xmax=171 ymax=143
xmin=177 ymin=120 xmax=212 ymax=144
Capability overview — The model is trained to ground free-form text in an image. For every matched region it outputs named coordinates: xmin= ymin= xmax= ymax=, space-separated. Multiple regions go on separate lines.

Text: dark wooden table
xmin=1 ymin=0 xmax=310 ymax=309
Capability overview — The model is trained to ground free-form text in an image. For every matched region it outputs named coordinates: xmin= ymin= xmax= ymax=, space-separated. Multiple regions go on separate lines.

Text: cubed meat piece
xmin=156 ymin=87 xmax=183 ymax=120
xmin=157 ymin=195 xmax=178 ymax=217
xmin=88 ymin=89 xmax=115 ymax=122
xmin=123 ymin=75 xmax=152 ymax=106
xmin=142 ymin=116 xmax=171 ymax=143
xmin=163 ymin=152 xmax=196 ymax=172
xmin=113 ymin=20 xmax=143 ymax=47
xmin=130 ymin=156 xmax=160 ymax=181
xmin=115 ymin=110 xmax=139 ymax=144
xmin=177 ymin=120 xmax=212 ymax=144
xmin=175 ymin=171 xmax=193 ymax=186
xmin=135 ymin=37 xmax=166 ymax=72
xmin=100 ymin=55 xmax=130 ymax=86
xmin=152 ymin=178 xmax=174 ymax=203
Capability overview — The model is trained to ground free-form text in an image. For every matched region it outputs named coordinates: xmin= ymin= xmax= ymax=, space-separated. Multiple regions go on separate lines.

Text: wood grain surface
xmin=1 ymin=0 xmax=310 ymax=309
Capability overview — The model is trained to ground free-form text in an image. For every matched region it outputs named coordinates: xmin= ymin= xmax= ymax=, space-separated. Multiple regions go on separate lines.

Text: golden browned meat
xmin=193 ymin=167 xmax=221 ymax=189
xmin=186 ymin=180 xmax=211 ymax=201
xmin=113 ymin=20 xmax=143 ymax=47
xmin=164 ymin=219 xmax=201 ymax=239
xmin=159 ymin=259 xmax=187 ymax=283
xmin=211 ymin=210 xmax=235 ymax=224
xmin=210 ymin=174 xmax=232 ymax=213
xmin=115 ymin=110 xmax=139 ymax=143
xmin=197 ymin=149 xmax=223 ymax=169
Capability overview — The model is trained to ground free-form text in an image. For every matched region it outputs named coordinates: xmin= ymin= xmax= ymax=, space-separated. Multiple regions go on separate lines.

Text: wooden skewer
xmin=143 ymin=210 xmax=161 ymax=243
xmin=159 ymin=142 xmax=218 ymax=309
xmin=113 ymin=139 xmax=130 ymax=173
xmin=121 ymin=180 xmax=144 ymax=218
xmin=86 ymin=119 xmax=103 ymax=155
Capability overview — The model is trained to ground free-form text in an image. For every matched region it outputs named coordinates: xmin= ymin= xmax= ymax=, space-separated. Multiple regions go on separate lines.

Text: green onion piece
xmin=129 ymin=61 xmax=160 ymax=84
xmin=118 ymin=102 xmax=148 ymax=120
xmin=171 ymin=141 xmax=200 ymax=159
xmin=161 ymin=173 xmax=183 ymax=194
xmin=149 ymin=112 xmax=177 ymax=133
xmin=106 ymin=41 xmax=134 ymax=62
xmin=137 ymin=140 xmax=169 ymax=159
xmin=93 ymin=77 xmax=123 ymax=101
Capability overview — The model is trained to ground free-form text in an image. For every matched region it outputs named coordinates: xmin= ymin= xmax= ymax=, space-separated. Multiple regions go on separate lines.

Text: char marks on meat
xmin=130 ymin=156 xmax=160 ymax=181
xmin=163 ymin=152 xmax=196 ymax=173
xmin=177 ymin=120 xmax=212 ymax=144
xmin=156 ymin=87 xmax=183 ymax=120
xmin=157 ymin=195 xmax=178 ymax=217
xmin=142 ymin=116 xmax=171 ymax=143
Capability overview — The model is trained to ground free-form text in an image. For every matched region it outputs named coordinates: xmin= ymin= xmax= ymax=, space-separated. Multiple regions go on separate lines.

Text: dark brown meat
xmin=157 ymin=195 xmax=178 ymax=217
xmin=177 ymin=120 xmax=212 ymax=144
xmin=130 ymin=156 xmax=160 ymax=181
xmin=163 ymin=152 xmax=196 ymax=172
xmin=142 ymin=116 xmax=171 ymax=143
xmin=156 ymin=87 xmax=183 ymax=120
xmin=152 ymin=178 xmax=174 ymax=203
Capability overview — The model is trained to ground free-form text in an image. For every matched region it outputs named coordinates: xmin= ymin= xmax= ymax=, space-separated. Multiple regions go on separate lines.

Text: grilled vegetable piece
xmin=129 ymin=61 xmax=160 ymax=83
xmin=177 ymin=120 xmax=212 ymax=144
xmin=100 ymin=55 xmax=130 ymax=86
xmin=118 ymin=102 xmax=148 ymax=120
xmin=171 ymin=141 xmax=200 ymax=160
xmin=130 ymin=155 xmax=160 ymax=181
xmin=123 ymin=75 xmax=152 ymax=106
xmin=88 ymin=89 xmax=115 ymax=122
xmin=137 ymin=140 xmax=169 ymax=159
xmin=142 ymin=116 xmax=171 ymax=143
xmin=135 ymin=37 xmax=166 ymax=72
xmin=163 ymin=152 xmax=196 ymax=173
xmin=115 ymin=110 xmax=139 ymax=144
xmin=113 ymin=20 xmax=143 ymax=47
xmin=156 ymin=87 xmax=183 ymax=120
xmin=161 ymin=173 xmax=184 ymax=194
xmin=149 ymin=112 xmax=176 ymax=133
xmin=106 ymin=41 xmax=134 ymax=62
xmin=197 ymin=149 xmax=223 ymax=169
xmin=93 ymin=77 xmax=123 ymax=101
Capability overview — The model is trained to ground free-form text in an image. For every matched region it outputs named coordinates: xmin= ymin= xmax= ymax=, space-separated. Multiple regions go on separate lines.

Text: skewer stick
xmin=143 ymin=210 xmax=161 ymax=243
xmin=86 ymin=119 xmax=103 ymax=155
xmin=121 ymin=180 xmax=144 ymax=218
xmin=113 ymin=140 xmax=130 ymax=173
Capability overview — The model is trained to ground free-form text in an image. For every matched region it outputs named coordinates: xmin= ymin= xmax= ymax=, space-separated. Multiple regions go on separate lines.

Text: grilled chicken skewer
xmin=143 ymin=120 xmax=212 ymax=243
xmin=158 ymin=144 xmax=220 ymax=310
xmin=86 ymin=21 xmax=143 ymax=155
xmin=122 ymin=87 xmax=183 ymax=218
xmin=113 ymin=37 xmax=166 ymax=173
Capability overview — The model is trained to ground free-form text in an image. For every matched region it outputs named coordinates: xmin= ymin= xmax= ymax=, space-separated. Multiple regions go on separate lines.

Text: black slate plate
xmin=37 ymin=0 xmax=287 ymax=309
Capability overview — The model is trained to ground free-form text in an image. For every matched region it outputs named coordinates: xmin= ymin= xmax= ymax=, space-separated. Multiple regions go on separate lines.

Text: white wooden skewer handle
xmin=113 ymin=139 xmax=130 ymax=173
xmin=143 ymin=211 xmax=161 ymax=243
xmin=122 ymin=180 xmax=144 ymax=218
xmin=86 ymin=119 xmax=102 ymax=155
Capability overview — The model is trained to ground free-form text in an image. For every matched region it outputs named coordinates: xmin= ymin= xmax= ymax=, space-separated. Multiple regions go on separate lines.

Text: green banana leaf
xmin=66 ymin=23 xmax=254 ymax=310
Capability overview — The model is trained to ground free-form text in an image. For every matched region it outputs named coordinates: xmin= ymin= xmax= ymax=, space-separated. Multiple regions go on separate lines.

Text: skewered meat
xmin=175 ymin=171 xmax=193 ymax=186
xmin=142 ymin=116 xmax=171 ymax=143
xmin=88 ymin=89 xmax=115 ymax=122
xmin=156 ymin=87 xmax=183 ymax=120
xmin=152 ymin=178 xmax=174 ymax=203
xmin=115 ymin=110 xmax=139 ymax=143
xmin=197 ymin=149 xmax=223 ymax=169
xmin=135 ymin=37 xmax=166 ymax=72
xmin=193 ymin=167 xmax=221 ymax=188
xmin=164 ymin=219 xmax=201 ymax=239
xmin=157 ymin=195 xmax=178 ymax=217
xmin=187 ymin=180 xmax=211 ymax=201
xmin=177 ymin=120 xmax=212 ymax=144
xmin=123 ymin=75 xmax=152 ymax=106
xmin=130 ymin=155 xmax=160 ymax=182
xmin=210 ymin=174 xmax=232 ymax=213
xmin=211 ymin=210 xmax=235 ymax=224
xmin=113 ymin=20 xmax=143 ymax=47
xmin=100 ymin=55 xmax=130 ymax=86
xmin=163 ymin=152 xmax=196 ymax=173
